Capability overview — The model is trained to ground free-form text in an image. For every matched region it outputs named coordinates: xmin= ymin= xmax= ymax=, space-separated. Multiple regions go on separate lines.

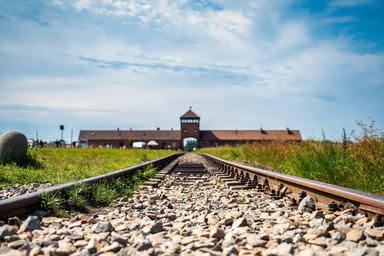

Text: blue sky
xmin=0 ymin=0 xmax=383 ymax=142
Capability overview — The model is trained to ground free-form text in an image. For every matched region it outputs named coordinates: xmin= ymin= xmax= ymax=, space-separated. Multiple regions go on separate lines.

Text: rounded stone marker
xmin=0 ymin=130 xmax=28 ymax=163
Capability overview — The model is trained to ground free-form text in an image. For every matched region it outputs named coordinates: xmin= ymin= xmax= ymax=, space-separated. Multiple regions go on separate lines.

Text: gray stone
xmin=164 ymin=242 xmax=180 ymax=254
xmin=0 ymin=248 xmax=24 ymax=256
xmin=3 ymin=235 xmax=20 ymax=243
xmin=7 ymin=239 xmax=25 ymax=249
xmin=365 ymin=248 xmax=380 ymax=256
xmin=71 ymin=250 xmax=92 ymax=256
xmin=91 ymin=221 xmax=113 ymax=233
xmin=68 ymin=221 xmax=82 ymax=229
xmin=0 ymin=225 xmax=18 ymax=239
xmin=0 ymin=131 xmax=28 ymax=163
xmin=222 ymin=245 xmax=238 ymax=256
xmin=265 ymin=243 xmax=294 ymax=255
xmin=365 ymin=228 xmax=384 ymax=240
xmin=365 ymin=236 xmax=380 ymax=247
xmin=118 ymin=248 xmax=140 ymax=256
xmin=309 ymin=218 xmax=323 ymax=228
xmin=207 ymin=215 xmax=220 ymax=226
xmin=232 ymin=217 xmax=248 ymax=228
xmin=56 ymin=241 xmax=77 ymax=255
xmin=347 ymin=229 xmax=365 ymax=242
xmin=223 ymin=218 xmax=233 ymax=226
xmin=332 ymin=231 xmax=346 ymax=242
xmin=246 ymin=234 xmax=267 ymax=247
xmin=99 ymin=242 xmax=122 ymax=253
xmin=18 ymin=216 xmax=41 ymax=233
xmin=7 ymin=217 xmax=22 ymax=227
xmin=312 ymin=210 xmax=324 ymax=219
xmin=112 ymin=233 xmax=128 ymax=245
xmin=144 ymin=221 xmax=164 ymax=234
xmin=209 ymin=227 xmax=225 ymax=240
xmin=298 ymin=195 xmax=316 ymax=213
xmin=134 ymin=236 xmax=153 ymax=251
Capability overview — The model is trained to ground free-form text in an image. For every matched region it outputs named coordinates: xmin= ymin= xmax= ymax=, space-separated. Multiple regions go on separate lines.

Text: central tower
xmin=180 ymin=107 xmax=200 ymax=150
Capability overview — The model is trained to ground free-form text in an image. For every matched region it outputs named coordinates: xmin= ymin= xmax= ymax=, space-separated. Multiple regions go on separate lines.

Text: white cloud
xmin=62 ymin=0 xmax=252 ymax=48
xmin=276 ymin=22 xmax=311 ymax=50
xmin=73 ymin=0 xmax=94 ymax=10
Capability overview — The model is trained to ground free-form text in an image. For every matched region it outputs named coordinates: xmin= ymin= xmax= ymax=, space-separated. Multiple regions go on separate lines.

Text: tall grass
xmin=200 ymin=122 xmax=384 ymax=195
xmin=0 ymin=148 xmax=174 ymax=186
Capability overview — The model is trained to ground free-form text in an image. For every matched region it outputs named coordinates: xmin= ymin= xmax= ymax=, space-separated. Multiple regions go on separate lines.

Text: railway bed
xmin=0 ymin=153 xmax=384 ymax=255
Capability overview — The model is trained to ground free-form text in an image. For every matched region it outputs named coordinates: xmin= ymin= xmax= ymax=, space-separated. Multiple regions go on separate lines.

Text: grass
xmin=41 ymin=166 xmax=158 ymax=214
xmin=41 ymin=192 xmax=65 ymax=216
xmin=236 ymin=197 xmax=246 ymax=204
xmin=0 ymin=148 xmax=174 ymax=187
xmin=199 ymin=121 xmax=384 ymax=195
xmin=67 ymin=184 xmax=88 ymax=209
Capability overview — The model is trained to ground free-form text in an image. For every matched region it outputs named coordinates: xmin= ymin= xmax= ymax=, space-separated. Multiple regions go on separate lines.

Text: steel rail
xmin=0 ymin=153 xmax=182 ymax=220
xmin=202 ymin=153 xmax=384 ymax=218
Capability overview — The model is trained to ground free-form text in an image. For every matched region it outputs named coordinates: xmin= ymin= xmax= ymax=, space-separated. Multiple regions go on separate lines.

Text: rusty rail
xmin=202 ymin=153 xmax=384 ymax=219
xmin=0 ymin=153 xmax=182 ymax=220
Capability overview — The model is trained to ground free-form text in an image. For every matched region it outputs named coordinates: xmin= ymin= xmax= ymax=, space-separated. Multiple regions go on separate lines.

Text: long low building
xmin=78 ymin=108 xmax=302 ymax=150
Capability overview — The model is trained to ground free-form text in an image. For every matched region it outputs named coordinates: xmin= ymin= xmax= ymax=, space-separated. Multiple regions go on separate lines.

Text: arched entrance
xmin=183 ymin=137 xmax=197 ymax=151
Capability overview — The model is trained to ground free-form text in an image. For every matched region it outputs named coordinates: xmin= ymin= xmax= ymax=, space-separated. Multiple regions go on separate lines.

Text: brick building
xmin=78 ymin=108 xmax=302 ymax=150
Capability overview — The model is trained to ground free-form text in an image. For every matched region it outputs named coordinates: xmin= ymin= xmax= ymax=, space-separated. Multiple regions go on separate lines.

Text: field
xmin=0 ymin=148 xmax=174 ymax=187
xmin=200 ymin=123 xmax=384 ymax=195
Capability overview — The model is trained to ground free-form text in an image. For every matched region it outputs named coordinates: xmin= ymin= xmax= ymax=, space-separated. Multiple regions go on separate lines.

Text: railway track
xmin=0 ymin=153 xmax=383 ymax=255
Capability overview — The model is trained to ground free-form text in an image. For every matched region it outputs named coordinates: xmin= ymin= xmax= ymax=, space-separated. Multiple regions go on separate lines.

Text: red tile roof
xmin=180 ymin=109 xmax=200 ymax=119
xmin=199 ymin=130 xmax=301 ymax=141
xmin=79 ymin=130 xmax=180 ymax=141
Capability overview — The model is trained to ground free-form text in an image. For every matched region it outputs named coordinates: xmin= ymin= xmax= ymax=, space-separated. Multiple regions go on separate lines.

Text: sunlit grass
xmin=0 ymin=148 xmax=174 ymax=186
xmin=199 ymin=122 xmax=384 ymax=195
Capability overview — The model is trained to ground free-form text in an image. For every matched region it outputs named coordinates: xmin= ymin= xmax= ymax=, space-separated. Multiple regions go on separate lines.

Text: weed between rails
xmin=40 ymin=166 xmax=157 ymax=216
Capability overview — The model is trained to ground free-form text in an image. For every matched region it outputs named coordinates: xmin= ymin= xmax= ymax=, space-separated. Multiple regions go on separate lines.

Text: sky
xmin=0 ymin=0 xmax=383 ymax=142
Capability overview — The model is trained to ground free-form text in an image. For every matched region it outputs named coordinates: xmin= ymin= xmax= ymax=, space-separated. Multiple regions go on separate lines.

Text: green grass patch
xmin=236 ymin=197 xmax=246 ymax=204
xmin=40 ymin=166 xmax=158 ymax=215
xmin=41 ymin=192 xmax=66 ymax=216
xmin=0 ymin=148 xmax=173 ymax=187
xmin=90 ymin=182 xmax=117 ymax=206
xmin=67 ymin=184 xmax=89 ymax=209
xmin=199 ymin=122 xmax=384 ymax=195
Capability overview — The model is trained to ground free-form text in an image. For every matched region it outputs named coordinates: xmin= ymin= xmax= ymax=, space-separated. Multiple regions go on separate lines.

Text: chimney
xmin=287 ymin=127 xmax=293 ymax=134
xmin=157 ymin=127 xmax=160 ymax=131
xmin=260 ymin=127 xmax=266 ymax=134
xmin=171 ymin=128 xmax=173 ymax=131
xmin=117 ymin=128 xmax=121 ymax=136
xmin=129 ymin=128 xmax=132 ymax=131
